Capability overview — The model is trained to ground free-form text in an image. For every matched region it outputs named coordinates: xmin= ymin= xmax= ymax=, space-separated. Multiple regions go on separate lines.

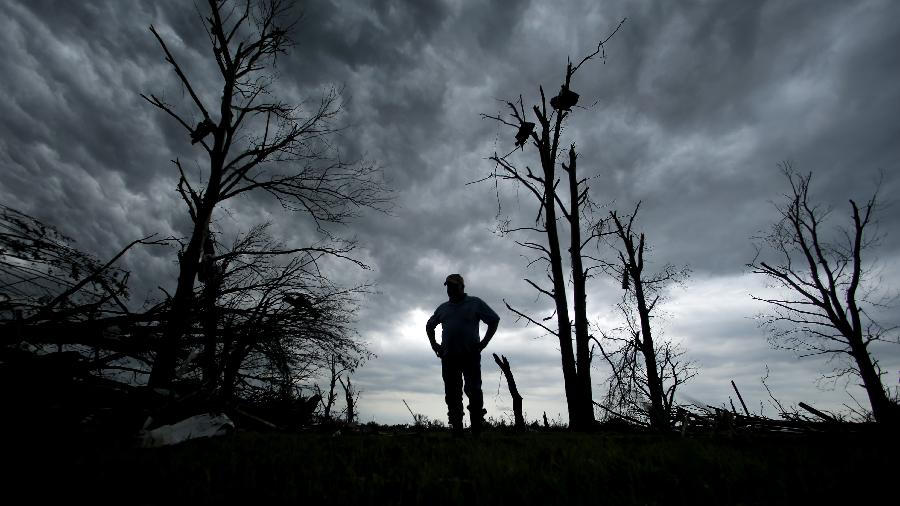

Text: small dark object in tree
xmin=514 ymin=122 xmax=535 ymax=148
xmin=621 ymin=265 xmax=629 ymax=290
xmin=191 ymin=119 xmax=216 ymax=144
xmin=285 ymin=293 xmax=320 ymax=318
xmin=550 ymin=85 xmax=579 ymax=111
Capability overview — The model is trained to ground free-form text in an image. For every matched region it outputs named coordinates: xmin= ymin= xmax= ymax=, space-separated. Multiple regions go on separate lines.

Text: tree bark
xmin=632 ymin=266 xmax=668 ymax=429
xmin=149 ymin=199 xmax=215 ymax=388
xmin=849 ymin=332 xmax=896 ymax=423
xmin=565 ymin=145 xmax=594 ymax=428
xmin=340 ymin=376 xmax=355 ymax=424
xmin=612 ymin=208 xmax=671 ymax=430
xmin=539 ymin=115 xmax=580 ymax=429
xmin=149 ymin=83 xmax=229 ymax=389
xmin=200 ymin=236 xmax=220 ymax=391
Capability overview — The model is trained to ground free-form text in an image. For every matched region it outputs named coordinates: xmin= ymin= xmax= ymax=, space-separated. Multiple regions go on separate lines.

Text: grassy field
xmin=8 ymin=426 xmax=896 ymax=505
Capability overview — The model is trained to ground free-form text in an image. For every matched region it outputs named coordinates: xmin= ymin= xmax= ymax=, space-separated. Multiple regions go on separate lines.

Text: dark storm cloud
xmin=552 ymin=0 xmax=900 ymax=277
xmin=296 ymin=0 xmax=449 ymax=73
xmin=1 ymin=1 xmax=174 ymax=260
xmin=2 ymin=0 xmax=898 ymax=423
xmin=279 ymin=0 xmax=535 ymax=192
xmin=267 ymin=0 xmax=541 ymax=337
xmin=0 ymin=0 xmax=236 ymax=306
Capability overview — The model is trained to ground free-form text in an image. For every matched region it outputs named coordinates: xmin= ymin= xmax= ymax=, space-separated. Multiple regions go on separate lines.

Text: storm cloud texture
xmin=2 ymin=0 xmax=899 ymax=424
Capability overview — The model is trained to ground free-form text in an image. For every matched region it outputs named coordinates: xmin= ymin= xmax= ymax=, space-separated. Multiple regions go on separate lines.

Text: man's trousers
xmin=441 ymin=352 xmax=483 ymax=428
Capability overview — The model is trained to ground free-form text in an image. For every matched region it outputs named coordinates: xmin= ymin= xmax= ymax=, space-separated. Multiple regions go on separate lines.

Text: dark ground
xmin=4 ymin=424 xmax=896 ymax=505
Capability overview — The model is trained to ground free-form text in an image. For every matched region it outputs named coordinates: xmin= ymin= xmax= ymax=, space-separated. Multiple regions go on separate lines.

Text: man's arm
xmin=426 ymin=312 xmax=442 ymax=358
xmin=479 ymin=319 xmax=498 ymax=350
xmin=477 ymin=298 xmax=501 ymax=351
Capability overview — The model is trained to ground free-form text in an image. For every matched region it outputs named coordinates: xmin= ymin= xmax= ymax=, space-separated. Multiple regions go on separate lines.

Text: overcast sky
xmin=2 ymin=0 xmax=899 ymax=425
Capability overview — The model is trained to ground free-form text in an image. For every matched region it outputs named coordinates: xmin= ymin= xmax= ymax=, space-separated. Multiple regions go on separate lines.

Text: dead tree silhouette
xmin=206 ymin=224 xmax=372 ymax=404
xmin=749 ymin=165 xmax=899 ymax=424
xmin=340 ymin=376 xmax=359 ymax=424
xmin=315 ymin=353 xmax=361 ymax=421
xmin=493 ymin=353 xmax=525 ymax=429
xmin=594 ymin=203 xmax=694 ymax=430
xmin=479 ymin=19 xmax=626 ymax=430
xmin=142 ymin=0 xmax=390 ymax=388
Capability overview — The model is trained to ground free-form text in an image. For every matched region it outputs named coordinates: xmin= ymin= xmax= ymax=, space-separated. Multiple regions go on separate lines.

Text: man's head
xmin=444 ymin=273 xmax=465 ymax=301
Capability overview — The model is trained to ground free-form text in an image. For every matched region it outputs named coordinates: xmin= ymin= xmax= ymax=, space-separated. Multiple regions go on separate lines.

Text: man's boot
xmin=469 ymin=408 xmax=486 ymax=438
xmin=449 ymin=417 xmax=464 ymax=438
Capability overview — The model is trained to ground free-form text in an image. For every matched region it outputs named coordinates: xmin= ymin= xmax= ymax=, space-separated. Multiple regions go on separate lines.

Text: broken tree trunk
xmin=493 ymin=353 xmax=525 ymax=429
xmin=593 ymin=401 xmax=649 ymax=428
xmin=798 ymin=402 xmax=837 ymax=422
xmin=340 ymin=376 xmax=355 ymax=424
xmin=731 ymin=380 xmax=750 ymax=416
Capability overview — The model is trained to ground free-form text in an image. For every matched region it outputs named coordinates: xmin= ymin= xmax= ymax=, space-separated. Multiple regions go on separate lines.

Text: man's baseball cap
xmin=444 ymin=274 xmax=464 ymax=286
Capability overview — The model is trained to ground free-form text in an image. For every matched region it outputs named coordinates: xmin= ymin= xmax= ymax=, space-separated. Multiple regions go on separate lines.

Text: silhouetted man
xmin=426 ymin=274 xmax=500 ymax=436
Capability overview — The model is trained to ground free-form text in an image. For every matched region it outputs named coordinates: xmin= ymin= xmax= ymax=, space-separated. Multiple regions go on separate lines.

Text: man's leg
xmin=441 ymin=355 xmax=464 ymax=435
xmin=462 ymin=352 xmax=484 ymax=435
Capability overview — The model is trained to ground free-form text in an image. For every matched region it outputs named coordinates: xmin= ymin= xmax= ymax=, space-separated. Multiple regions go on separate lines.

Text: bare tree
xmin=594 ymin=202 xmax=693 ymax=429
xmin=314 ymin=352 xmax=359 ymax=420
xmin=143 ymin=0 xmax=389 ymax=388
xmin=193 ymin=223 xmax=372 ymax=403
xmin=749 ymin=165 xmax=899 ymax=424
xmin=595 ymin=302 xmax=696 ymax=428
xmin=339 ymin=376 xmax=359 ymax=424
xmin=480 ymin=20 xmax=625 ymax=429
xmin=0 ymin=205 xmax=168 ymax=373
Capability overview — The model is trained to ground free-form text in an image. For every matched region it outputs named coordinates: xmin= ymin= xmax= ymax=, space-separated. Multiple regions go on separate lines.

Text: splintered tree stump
xmin=493 ymin=353 xmax=525 ymax=429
